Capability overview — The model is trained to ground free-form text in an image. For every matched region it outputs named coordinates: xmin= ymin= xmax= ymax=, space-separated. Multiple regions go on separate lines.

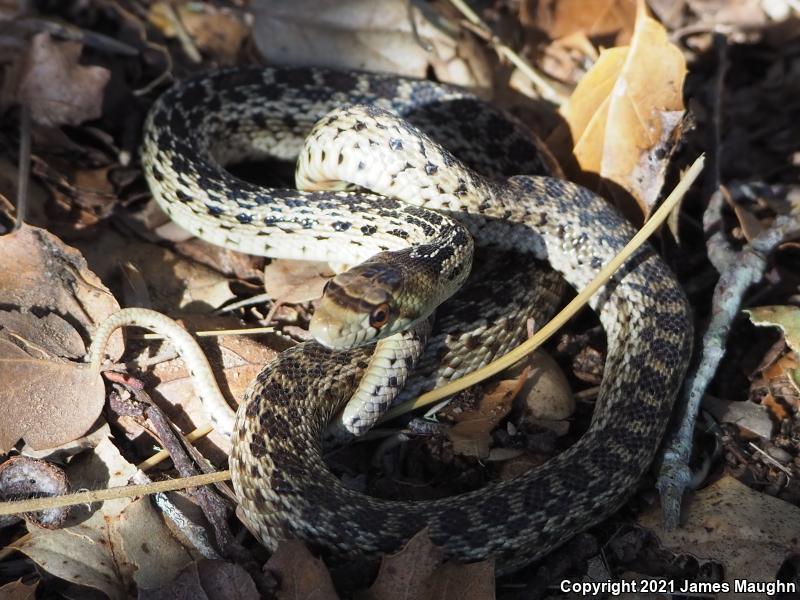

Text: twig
xmin=0 ymin=471 xmax=231 ymax=516
xmin=381 ymin=154 xmax=706 ymax=423
xmin=13 ymin=106 xmax=30 ymax=232
xmin=657 ymin=212 xmax=800 ymax=528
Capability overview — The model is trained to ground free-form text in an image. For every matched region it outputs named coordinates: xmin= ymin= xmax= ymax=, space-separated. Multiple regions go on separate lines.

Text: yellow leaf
xmin=551 ymin=0 xmax=686 ymax=220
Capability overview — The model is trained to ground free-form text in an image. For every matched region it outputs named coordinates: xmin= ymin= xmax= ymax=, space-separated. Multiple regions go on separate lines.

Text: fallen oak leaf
xmin=0 ymin=456 xmax=69 ymax=528
xmin=524 ymin=0 xmax=638 ymax=45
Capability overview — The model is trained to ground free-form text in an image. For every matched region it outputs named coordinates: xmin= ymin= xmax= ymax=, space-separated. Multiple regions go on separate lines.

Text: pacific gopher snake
xmin=101 ymin=67 xmax=693 ymax=573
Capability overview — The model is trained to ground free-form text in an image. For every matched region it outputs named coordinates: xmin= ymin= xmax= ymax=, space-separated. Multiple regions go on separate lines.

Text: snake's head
xmin=309 ymin=262 xmax=410 ymax=349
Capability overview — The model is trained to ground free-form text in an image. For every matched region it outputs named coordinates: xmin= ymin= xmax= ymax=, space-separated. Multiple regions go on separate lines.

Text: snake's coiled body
xmin=142 ymin=67 xmax=692 ymax=573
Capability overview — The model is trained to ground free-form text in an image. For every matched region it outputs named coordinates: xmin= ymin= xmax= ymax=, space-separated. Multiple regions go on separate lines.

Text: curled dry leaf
xmin=264 ymin=540 xmax=339 ymax=600
xmin=0 ymin=456 xmax=69 ymax=529
xmin=252 ymin=0 xmax=490 ymax=88
xmin=13 ymin=438 xmax=193 ymax=600
xmin=547 ymin=0 xmax=686 ymax=220
xmin=2 ymin=32 xmax=110 ymax=127
xmin=74 ymin=231 xmax=235 ymax=312
xmin=746 ymin=305 xmax=800 ymax=393
xmin=638 ymin=476 xmax=800 ymax=597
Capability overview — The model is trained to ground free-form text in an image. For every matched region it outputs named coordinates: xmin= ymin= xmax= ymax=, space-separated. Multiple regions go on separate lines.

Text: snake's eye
xmin=369 ymin=303 xmax=390 ymax=329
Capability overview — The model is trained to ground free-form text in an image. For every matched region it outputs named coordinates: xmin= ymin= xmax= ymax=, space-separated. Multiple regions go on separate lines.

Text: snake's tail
xmin=87 ymin=308 xmax=236 ymax=439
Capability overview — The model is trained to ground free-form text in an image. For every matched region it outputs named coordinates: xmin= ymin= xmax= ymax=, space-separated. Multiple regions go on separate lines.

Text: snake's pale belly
xmin=142 ymin=67 xmax=693 ymax=573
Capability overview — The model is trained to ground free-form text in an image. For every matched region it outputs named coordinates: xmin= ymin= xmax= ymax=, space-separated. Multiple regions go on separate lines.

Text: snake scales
xmin=132 ymin=67 xmax=692 ymax=573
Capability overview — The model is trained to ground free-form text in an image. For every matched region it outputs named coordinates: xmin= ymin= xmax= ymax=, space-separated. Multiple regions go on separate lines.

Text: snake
xmin=112 ymin=66 xmax=693 ymax=574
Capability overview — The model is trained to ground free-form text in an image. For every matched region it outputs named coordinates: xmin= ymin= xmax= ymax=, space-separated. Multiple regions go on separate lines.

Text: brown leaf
xmin=151 ymin=315 xmax=279 ymax=458
xmin=359 ymin=530 xmax=444 ymax=600
xmin=638 ymin=476 xmax=800 ymax=598
xmin=547 ymin=0 xmax=686 ymax=219
xmin=73 ymin=230 xmax=235 ymax=312
xmin=178 ymin=4 xmax=249 ymax=64
xmin=0 ymin=310 xmax=86 ymax=359
xmin=0 ymin=337 xmax=104 ymax=451
xmin=446 ymin=368 xmax=529 ymax=459
xmin=0 ymin=224 xmax=122 ymax=360
xmin=0 ymin=579 xmax=38 ymax=600
xmin=144 ymin=559 xmax=259 ymax=600
xmin=423 ymin=560 xmax=495 ymax=600
xmin=14 ymin=439 xmax=193 ymax=600
xmin=3 ymin=32 xmax=110 ymax=126
xmin=263 ymin=259 xmax=335 ymax=307
xmin=264 ymin=540 xmax=339 ymax=600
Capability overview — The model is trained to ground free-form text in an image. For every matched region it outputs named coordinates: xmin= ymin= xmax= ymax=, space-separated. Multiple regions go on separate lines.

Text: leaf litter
xmin=0 ymin=0 xmax=799 ymax=598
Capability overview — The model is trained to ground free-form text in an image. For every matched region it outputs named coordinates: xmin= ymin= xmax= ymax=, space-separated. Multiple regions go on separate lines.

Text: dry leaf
xmin=746 ymin=306 xmax=800 ymax=353
xmin=525 ymin=0 xmax=637 ymax=44
xmin=151 ymin=315 xmax=279 ymax=457
xmin=0 ymin=579 xmax=38 ymax=600
xmin=446 ymin=368 xmax=529 ymax=459
xmin=264 ymin=540 xmax=339 ymax=600
xmin=178 ymin=4 xmax=250 ymax=63
xmin=14 ymin=438 xmax=193 ymax=600
xmin=2 ymin=32 xmax=110 ymax=126
xmin=144 ymin=559 xmax=259 ymax=600
xmin=423 ymin=560 xmax=495 ymax=600
xmin=548 ymin=0 xmax=686 ymax=219
xmin=0 ymin=337 xmax=104 ymax=451
xmin=264 ymin=259 xmax=335 ymax=311
xmin=0 ymin=311 xmax=86 ymax=360
xmin=0 ymin=224 xmax=122 ymax=359
xmin=73 ymin=231 xmax=235 ymax=312
xmin=639 ymin=476 xmax=800 ymax=599
xmin=359 ymin=530 xmax=444 ymax=600
xmin=252 ymin=0 xmax=489 ymax=88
